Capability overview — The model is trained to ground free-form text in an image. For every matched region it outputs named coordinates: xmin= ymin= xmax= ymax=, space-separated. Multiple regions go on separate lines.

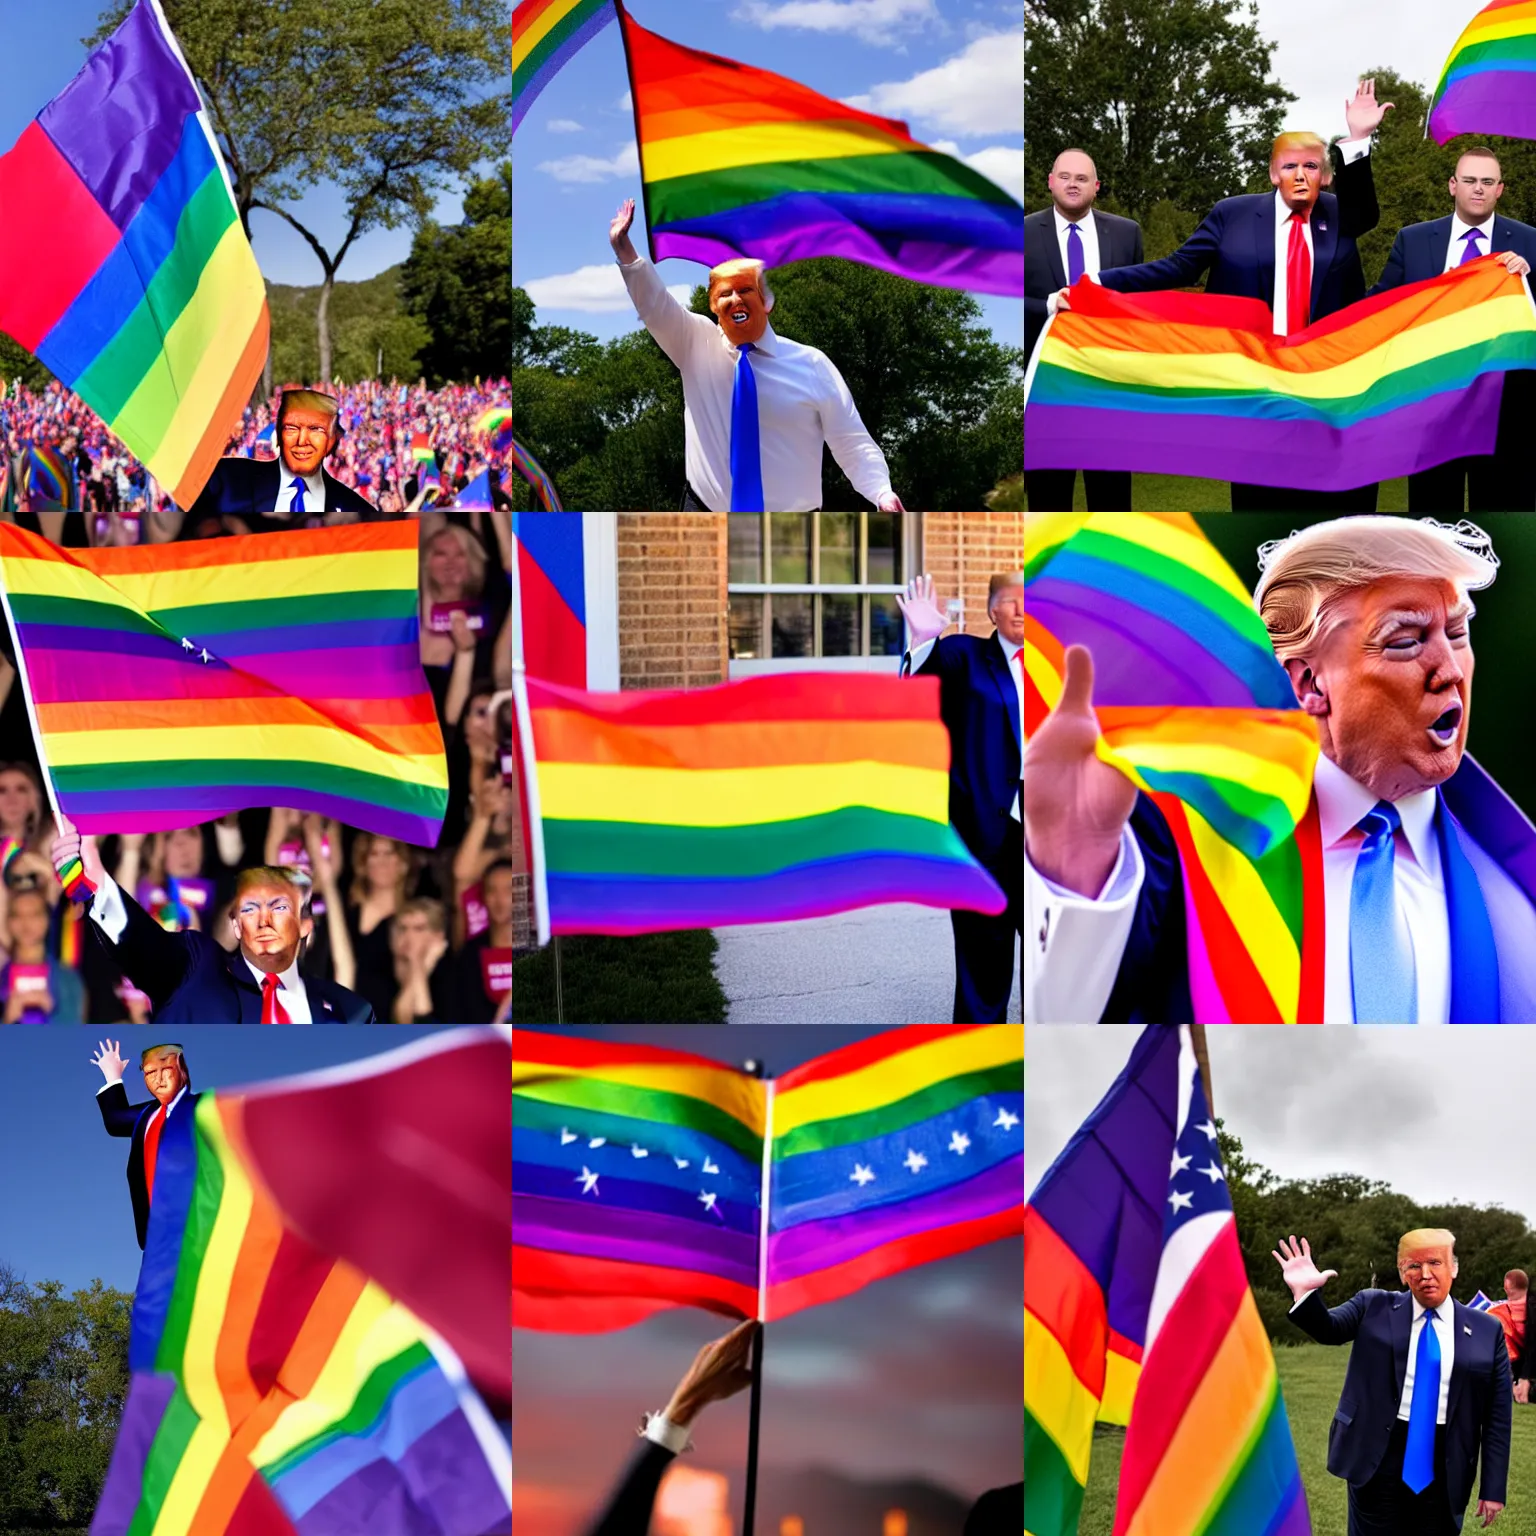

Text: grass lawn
xmin=1022 ymin=476 xmax=1415 ymax=512
xmin=1073 ymin=1344 xmax=1536 ymax=1536
xmin=511 ymin=931 xmax=728 ymax=1023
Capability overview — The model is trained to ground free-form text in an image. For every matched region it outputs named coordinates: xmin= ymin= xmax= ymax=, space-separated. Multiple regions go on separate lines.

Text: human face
xmin=164 ymin=825 xmax=202 ymax=878
xmin=0 ymin=770 xmax=37 ymax=834
xmin=710 ymin=271 xmax=769 ymax=347
xmin=366 ymin=838 xmax=404 ymax=893
xmin=1399 ymin=1244 xmax=1456 ymax=1307
xmin=1507 ymin=1276 xmax=1527 ymax=1301
xmin=1271 ymin=149 xmax=1325 ymax=214
xmin=1048 ymin=151 xmax=1098 ymax=219
xmin=279 ymin=405 xmax=337 ymax=477
xmin=393 ymin=910 xmax=434 ymax=958
xmin=234 ymin=881 xmax=308 ymax=972
xmin=142 ymin=1050 xmax=187 ymax=1107
xmin=484 ymin=867 xmax=515 ymax=927
xmin=990 ymin=581 xmax=1024 ymax=647
xmin=428 ymin=532 xmax=469 ymax=595
xmin=6 ymin=891 xmax=48 ymax=953
xmin=1451 ymin=156 xmax=1502 ymax=225
xmin=1287 ymin=577 xmax=1473 ymax=802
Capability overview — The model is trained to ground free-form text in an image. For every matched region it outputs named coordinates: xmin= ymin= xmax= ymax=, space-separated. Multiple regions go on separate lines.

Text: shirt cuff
xmin=1289 ymin=1292 xmax=1315 ymax=1313
xmin=90 ymin=871 xmax=129 ymax=945
xmin=903 ymin=637 xmax=939 ymax=675
xmin=1335 ymin=136 xmax=1371 ymax=164
xmin=1035 ymin=830 xmax=1136 ymax=905
xmin=642 ymin=1413 xmax=692 ymax=1454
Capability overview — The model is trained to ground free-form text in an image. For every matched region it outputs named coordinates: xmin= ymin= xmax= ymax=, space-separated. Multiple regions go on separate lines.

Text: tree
xmin=0 ymin=335 xmax=51 ymax=391
xmin=90 ymin=0 xmax=506 ymax=385
xmin=1025 ymin=0 xmax=1294 ymax=225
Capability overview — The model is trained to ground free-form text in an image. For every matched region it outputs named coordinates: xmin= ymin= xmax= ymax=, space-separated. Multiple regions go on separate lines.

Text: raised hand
xmin=91 ymin=1037 xmax=127 ymax=1086
xmin=1023 ymin=644 xmax=1138 ymax=896
xmin=1271 ymin=1235 xmax=1338 ymax=1301
xmin=896 ymin=574 xmax=949 ymax=645
xmin=50 ymin=812 xmax=106 ymax=893
xmin=1345 ymin=79 xmax=1395 ymax=140
xmin=664 ymin=1319 xmax=760 ymax=1426
xmin=609 ymin=197 xmax=639 ymax=263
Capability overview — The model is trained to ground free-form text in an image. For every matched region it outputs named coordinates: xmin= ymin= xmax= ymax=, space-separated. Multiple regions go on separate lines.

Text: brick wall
xmin=617 ymin=513 xmax=728 ymax=689
xmin=920 ymin=512 xmax=1024 ymax=639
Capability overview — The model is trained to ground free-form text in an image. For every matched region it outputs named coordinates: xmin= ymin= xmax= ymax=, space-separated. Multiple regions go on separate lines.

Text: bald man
xmin=1024 ymin=149 xmax=1142 ymax=511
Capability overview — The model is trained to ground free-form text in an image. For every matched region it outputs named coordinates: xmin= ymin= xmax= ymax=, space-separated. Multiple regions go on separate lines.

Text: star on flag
xmin=577 ymin=1167 xmax=599 ymax=1195
xmin=850 ymin=1164 xmax=876 ymax=1187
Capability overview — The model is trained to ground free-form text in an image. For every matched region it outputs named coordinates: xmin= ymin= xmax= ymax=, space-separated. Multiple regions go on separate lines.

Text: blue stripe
xmin=513 ymin=1115 xmax=759 ymax=1195
xmin=514 ymin=1153 xmax=759 ymax=1237
xmin=128 ymin=1092 xmax=199 ymax=1372
xmin=512 ymin=514 xmax=585 ymax=624
xmin=203 ymin=616 xmax=420 ymax=656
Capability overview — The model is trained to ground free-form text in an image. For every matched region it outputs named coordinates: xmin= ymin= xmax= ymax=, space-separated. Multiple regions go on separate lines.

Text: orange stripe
xmin=639 ymin=101 xmax=917 ymax=146
xmin=186 ymin=1444 xmax=258 ymax=1536
xmin=169 ymin=310 xmax=272 ymax=514
xmin=65 ymin=516 xmax=417 ymax=575
xmin=37 ymin=696 xmax=440 ymax=736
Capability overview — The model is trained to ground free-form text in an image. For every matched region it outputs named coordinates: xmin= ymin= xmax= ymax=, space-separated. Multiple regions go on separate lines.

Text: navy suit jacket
xmin=1099 ymin=152 xmax=1378 ymax=322
xmin=908 ymin=631 xmax=1022 ymax=874
xmin=1291 ymin=1288 xmax=1511 ymax=1516
xmin=583 ymin=1439 xmax=674 ymax=1536
xmin=1026 ymin=206 xmax=1143 ymax=363
xmin=88 ymin=880 xmax=375 ymax=1023
xmin=97 ymin=1082 xmax=201 ymax=1249
xmin=187 ymin=456 xmax=374 ymax=520
xmin=1369 ymin=213 xmax=1536 ymax=294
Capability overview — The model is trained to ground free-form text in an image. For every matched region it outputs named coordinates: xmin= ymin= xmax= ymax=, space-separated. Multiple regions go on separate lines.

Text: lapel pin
xmin=1464 ymin=1324 xmax=1473 ymax=1335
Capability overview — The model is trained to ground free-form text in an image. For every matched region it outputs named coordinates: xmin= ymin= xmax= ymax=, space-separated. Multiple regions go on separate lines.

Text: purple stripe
xmin=513 ymin=1193 xmax=759 ymax=1286
xmin=18 ymin=624 xmax=183 ymax=657
xmin=90 ymin=1373 xmax=176 ymax=1535
xmin=767 ymin=1153 xmax=1023 ymax=1282
xmin=653 ymin=228 xmax=1023 ymax=298
xmin=549 ymin=855 xmax=1007 ymax=935
xmin=511 ymin=2 xmax=616 ymax=133
xmin=67 ymin=788 xmax=442 ymax=845
xmin=1023 ymin=380 xmax=1504 ymax=491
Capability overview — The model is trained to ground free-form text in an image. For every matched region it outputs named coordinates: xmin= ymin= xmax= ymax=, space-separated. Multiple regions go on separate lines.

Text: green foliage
xmin=0 ymin=1266 xmax=132 ymax=1533
xmin=0 ymin=335 xmax=51 ymax=391
xmin=1024 ymin=0 xmax=1294 ymax=223
xmin=267 ymin=266 xmax=429 ymax=383
xmin=512 ymin=932 xmax=728 ymax=1023
xmin=1141 ymin=200 xmax=1200 ymax=264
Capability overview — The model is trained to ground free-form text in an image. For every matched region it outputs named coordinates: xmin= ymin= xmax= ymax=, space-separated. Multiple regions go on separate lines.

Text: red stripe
xmin=1296 ymin=794 xmax=1327 ymax=1023
xmin=67 ymin=516 xmax=418 ymax=572
xmin=518 ymin=542 xmax=587 ymax=689
xmin=774 ymin=1026 xmax=990 ymax=1091
xmin=246 ymin=1229 xmax=334 ymax=1393
xmin=1113 ymin=1219 xmax=1253 ymax=1519
xmin=511 ymin=1290 xmax=690 ymax=1332
xmin=513 ymin=0 xmax=565 ymax=37
xmin=221 ymin=1472 xmax=297 ymax=1536
xmin=514 ymin=1027 xmax=728 ymax=1074
xmin=1108 ymin=1327 xmax=1143 ymax=1366
xmin=512 ymin=1244 xmax=758 ymax=1321
xmin=1023 ymin=1206 xmax=1107 ymax=1396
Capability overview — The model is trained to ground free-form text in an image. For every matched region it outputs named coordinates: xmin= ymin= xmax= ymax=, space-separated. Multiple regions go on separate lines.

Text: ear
xmin=1283 ymin=657 xmax=1329 ymax=716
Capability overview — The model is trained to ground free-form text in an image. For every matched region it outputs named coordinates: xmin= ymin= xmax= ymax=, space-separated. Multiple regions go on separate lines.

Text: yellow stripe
xmin=1023 ymin=1308 xmax=1096 ymax=1485
xmin=644 ymin=118 xmax=910 ymax=182
xmin=1023 ymin=512 xmax=1090 ymax=567
xmin=535 ymin=761 xmax=949 ymax=827
xmin=0 ymin=551 xmax=146 ymax=616
xmin=1022 ymin=643 xmax=1062 ymax=714
xmin=113 ymin=226 xmax=268 ymax=494
xmin=514 ymin=1058 xmax=769 ymax=1135
xmin=45 ymin=724 xmax=449 ymax=787
xmin=1100 ymin=1348 xmax=1140 ymax=1425
xmin=1094 ymin=513 xmax=1260 ymax=610
xmin=1101 ymin=740 xmax=1313 ymax=822
xmin=1453 ymin=10 xmax=1536 ymax=49
xmin=155 ymin=1419 xmax=235 ymax=1536
xmin=774 ymin=1024 xmax=1020 ymax=1136
xmin=1047 ymin=292 xmax=1536 ymax=398
xmin=513 ymin=0 xmax=577 ymax=72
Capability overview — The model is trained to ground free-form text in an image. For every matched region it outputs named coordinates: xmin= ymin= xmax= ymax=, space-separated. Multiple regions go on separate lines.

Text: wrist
xmin=1025 ymin=825 xmax=1121 ymax=898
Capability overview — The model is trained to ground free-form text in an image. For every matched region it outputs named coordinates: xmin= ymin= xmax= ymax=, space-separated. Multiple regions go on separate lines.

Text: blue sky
xmin=0 ymin=1027 xmax=444 ymax=1297
xmin=512 ymin=0 xmax=1024 ymax=350
xmin=3 ymin=1 xmax=508 ymax=293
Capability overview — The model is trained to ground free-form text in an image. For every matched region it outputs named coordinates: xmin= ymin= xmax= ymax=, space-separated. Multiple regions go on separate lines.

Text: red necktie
xmin=261 ymin=971 xmax=293 ymax=1024
xmin=143 ymin=1106 xmax=165 ymax=1205
xmin=1286 ymin=212 xmax=1312 ymax=336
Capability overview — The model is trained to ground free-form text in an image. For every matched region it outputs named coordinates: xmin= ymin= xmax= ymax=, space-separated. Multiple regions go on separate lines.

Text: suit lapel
xmin=1310 ymin=198 xmax=1337 ymax=316
xmin=1392 ymin=1293 xmax=1413 ymax=1406
xmin=1091 ymin=210 xmax=1111 ymax=271
xmin=1255 ymin=200 xmax=1278 ymax=309
xmin=1042 ymin=213 xmax=1066 ymax=289
xmin=1446 ymin=1302 xmax=1470 ymax=1428
xmin=989 ymin=632 xmax=1021 ymax=757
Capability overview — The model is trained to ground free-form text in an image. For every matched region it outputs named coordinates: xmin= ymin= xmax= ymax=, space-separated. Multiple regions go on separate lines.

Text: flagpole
xmin=1191 ymin=1023 xmax=1214 ymax=1119
xmin=744 ymin=1055 xmax=772 ymax=1536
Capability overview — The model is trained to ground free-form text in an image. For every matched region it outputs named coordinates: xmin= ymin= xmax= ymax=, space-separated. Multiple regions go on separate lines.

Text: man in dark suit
xmin=92 ymin=1039 xmax=200 ymax=1250
xmin=54 ymin=815 xmax=375 ymax=1022
xmin=1275 ymin=1231 xmax=1510 ymax=1533
xmin=898 ymin=572 xmax=1022 ymax=1023
xmin=1025 ymin=148 xmax=1143 ymax=511
xmin=1369 ymin=147 xmax=1536 ymax=512
xmin=965 ymin=1482 xmax=1023 ymax=1533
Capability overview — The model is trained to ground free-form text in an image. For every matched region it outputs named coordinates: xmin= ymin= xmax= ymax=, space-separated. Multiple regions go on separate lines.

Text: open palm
xmin=1272 ymin=1234 xmax=1337 ymax=1297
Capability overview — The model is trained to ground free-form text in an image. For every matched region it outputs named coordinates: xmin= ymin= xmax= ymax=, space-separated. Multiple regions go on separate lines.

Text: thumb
xmin=55 ymin=810 xmax=75 ymax=838
xmin=1055 ymin=644 xmax=1097 ymax=717
xmin=1320 ymin=1269 xmax=1339 ymax=1283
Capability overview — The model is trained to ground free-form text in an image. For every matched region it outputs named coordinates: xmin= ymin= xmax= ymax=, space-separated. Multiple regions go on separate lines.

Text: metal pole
xmin=742 ymin=1318 xmax=765 ymax=1536
xmin=553 ymin=935 xmax=565 ymax=1024
xmin=742 ymin=1056 xmax=769 ymax=1536
xmin=1191 ymin=1023 xmax=1214 ymax=1119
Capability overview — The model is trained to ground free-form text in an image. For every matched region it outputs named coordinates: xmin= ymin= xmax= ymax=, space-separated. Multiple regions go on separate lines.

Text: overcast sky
xmin=1026 ymin=1027 xmax=1536 ymax=1229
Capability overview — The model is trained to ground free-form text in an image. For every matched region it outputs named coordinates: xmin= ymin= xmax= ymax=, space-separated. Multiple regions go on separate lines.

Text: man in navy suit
xmin=1052 ymin=81 xmax=1393 ymax=511
xmin=1370 ymin=147 xmax=1536 ymax=512
xmin=92 ymin=1039 xmax=200 ymax=1250
xmin=1276 ymin=1230 xmax=1510 ymax=1533
xmin=898 ymin=572 xmax=1022 ymax=1023
xmin=54 ymin=815 xmax=375 ymax=1022
xmin=1025 ymin=149 xmax=1143 ymax=511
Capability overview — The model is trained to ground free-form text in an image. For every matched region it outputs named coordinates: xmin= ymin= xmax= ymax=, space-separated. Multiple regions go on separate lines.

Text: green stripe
xmin=544 ymin=808 xmax=961 ymax=879
xmin=514 ymin=1 xmax=608 ymax=94
xmin=1024 ymin=1406 xmax=1087 ymax=1536
xmin=514 ymin=1079 xmax=764 ymax=1164
xmin=773 ymin=1061 xmax=1021 ymax=1159
xmin=262 ymin=1343 xmax=433 ymax=1481
xmin=1132 ymin=768 xmax=1297 ymax=863
xmin=151 ymin=588 xmax=418 ymax=636
xmin=1252 ymin=822 xmax=1305 ymax=954
xmin=76 ymin=165 xmax=236 ymax=424
xmin=125 ymin=1385 xmax=200 ymax=1536
xmin=648 ymin=150 xmax=1017 ymax=224
xmin=155 ymin=1125 xmax=224 ymax=1378
xmin=53 ymin=759 xmax=447 ymax=812
xmin=8 ymin=593 xmax=171 ymax=636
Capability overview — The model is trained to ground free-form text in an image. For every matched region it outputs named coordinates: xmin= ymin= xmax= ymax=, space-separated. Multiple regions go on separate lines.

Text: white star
xmin=588 ymin=1137 xmax=607 ymax=1149
xmin=850 ymin=1164 xmax=876 ymax=1187
xmin=1199 ymin=1162 xmax=1226 ymax=1184
xmin=1195 ymin=1119 xmax=1218 ymax=1142
xmin=199 ymin=647 xmax=212 ymax=664
xmin=1168 ymin=1189 xmax=1193 ymax=1213
xmin=904 ymin=1149 xmax=929 ymax=1174
xmin=993 ymin=1108 xmax=1019 ymax=1130
xmin=631 ymin=1145 xmax=649 ymax=1158
xmin=948 ymin=1131 xmax=971 ymax=1155
xmin=699 ymin=1191 xmax=718 ymax=1214
xmin=180 ymin=637 xmax=194 ymax=651
xmin=674 ymin=1157 xmax=690 ymax=1169
xmin=702 ymin=1157 xmax=719 ymax=1174
xmin=1171 ymin=1150 xmax=1192 ymax=1176
xmin=560 ymin=1128 xmax=576 ymax=1145
xmin=576 ymin=1167 xmax=600 ymax=1195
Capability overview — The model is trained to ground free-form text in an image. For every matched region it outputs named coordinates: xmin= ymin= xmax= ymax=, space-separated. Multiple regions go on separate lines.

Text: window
xmin=727 ymin=513 xmax=915 ymax=672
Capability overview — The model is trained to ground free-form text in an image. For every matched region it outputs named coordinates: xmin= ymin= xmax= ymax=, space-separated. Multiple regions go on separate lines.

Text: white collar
xmin=1411 ymin=1293 xmax=1455 ymax=1325
xmin=1273 ymin=190 xmax=1317 ymax=225
xmin=1451 ymin=211 xmax=1497 ymax=242
xmin=724 ymin=322 xmax=778 ymax=359
xmin=1052 ymin=206 xmax=1091 ymax=236
xmin=243 ymin=950 xmax=304 ymax=1000
xmin=153 ymin=1083 xmax=189 ymax=1121
xmin=277 ymin=461 xmax=325 ymax=503
xmin=1313 ymin=751 xmax=1438 ymax=871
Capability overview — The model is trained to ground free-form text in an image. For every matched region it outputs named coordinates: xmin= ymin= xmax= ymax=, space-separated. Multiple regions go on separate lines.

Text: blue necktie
xmin=729 ymin=343 xmax=764 ymax=513
xmin=1067 ymin=221 xmax=1085 ymax=285
xmin=1403 ymin=1310 xmax=1441 ymax=1493
xmin=1349 ymin=801 xmax=1417 ymax=1024
xmin=289 ymin=476 xmax=306 ymax=514
xmin=1459 ymin=229 xmax=1483 ymax=266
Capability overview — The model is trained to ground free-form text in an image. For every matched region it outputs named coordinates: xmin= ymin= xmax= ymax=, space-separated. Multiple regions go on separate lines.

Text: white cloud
xmin=931 ymin=140 xmax=1024 ymax=202
xmin=733 ymin=0 xmax=938 ymax=45
xmin=523 ymin=263 xmax=695 ymax=314
xmin=843 ymin=30 xmax=1023 ymax=137
xmin=616 ymin=90 xmax=633 ymax=110
xmin=546 ymin=118 xmax=585 ymax=134
xmin=536 ymin=142 xmax=640 ymax=184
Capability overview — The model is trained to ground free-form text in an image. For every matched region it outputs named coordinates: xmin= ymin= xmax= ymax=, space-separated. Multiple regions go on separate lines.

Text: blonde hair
xmin=234 ymin=866 xmax=303 ymax=904
xmin=351 ymin=834 xmax=414 ymax=908
xmin=419 ymin=519 xmax=487 ymax=606
xmin=1254 ymin=518 xmax=1499 ymax=666
xmin=988 ymin=571 xmax=1024 ymax=616
xmin=1271 ymin=131 xmax=1333 ymax=186
xmin=278 ymin=389 xmax=340 ymax=426
xmin=1398 ymin=1228 xmax=1457 ymax=1265
xmin=709 ymin=258 xmax=774 ymax=312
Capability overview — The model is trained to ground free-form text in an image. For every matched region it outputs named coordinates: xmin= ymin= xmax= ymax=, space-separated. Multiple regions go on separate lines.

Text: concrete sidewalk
xmin=713 ymin=903 xmax=1022 ymax=1024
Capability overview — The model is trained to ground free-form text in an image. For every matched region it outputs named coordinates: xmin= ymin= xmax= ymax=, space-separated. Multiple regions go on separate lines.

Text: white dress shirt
xmin=1267 ymin=138 xmax=1371 ymax=338
xmin=907 ymin=632 xmax=1022 ymax=818
xmin=273 ymin=467 xmax=325 ymax=515
xmin=1398 ymin=1295 xmax=1456 ymax=1425
xmin=1444 ymin=212 xmax=1497 ymax=273
xmin=1054 ymin=207 xmax=1101 ymax=282
xmin=242 ymin=951 xmax=312 ymax=1023
xmin=618 ymin=255 xmax=893 ymax=511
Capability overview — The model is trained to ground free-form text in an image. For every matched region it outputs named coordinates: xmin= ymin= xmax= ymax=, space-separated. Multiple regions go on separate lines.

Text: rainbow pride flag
xmin=511 ymin=509 xmax=586 ymax=688
xmin=0 ymin=1 xmax=269 ymax=512
xmin=518 ymin=673 xmax=1007 ymax=942
xmin=514 ymin=1025 xmax=1020 ymax=1331
xmin=1111 ymin=1028 xmax=1309 ymax=1536
xmin=511 ymin=436 xmax=563 ymax=510
xmin=618 ymin=2 xmax=1024 ymax=296
xmin=1023 ymin=259 xmax=1536 ymax=490
xmin=0 ymin=521 xmax=448 ymax=843
xmin=93 ymin=1086 xmax=510 ymax=1534
xmin=25 ymin=444 xmax=75 ymax=509
xmin=1428 ymin=0 xmax=1536 ymax=142
xmin=513 ymin=0 xmax=617 ymax=135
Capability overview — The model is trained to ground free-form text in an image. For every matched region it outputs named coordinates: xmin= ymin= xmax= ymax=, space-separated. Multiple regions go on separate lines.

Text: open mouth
xmin=1427 ymin=702 xmax=1463 ymax=746
xmin=730 ymin=309 xmax=748 ymax=324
